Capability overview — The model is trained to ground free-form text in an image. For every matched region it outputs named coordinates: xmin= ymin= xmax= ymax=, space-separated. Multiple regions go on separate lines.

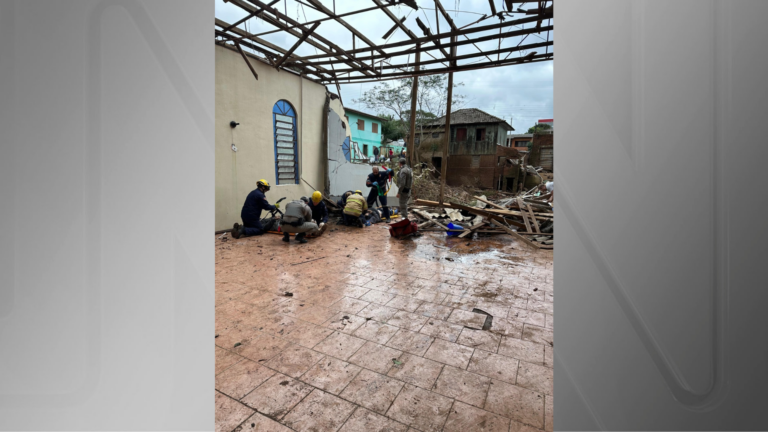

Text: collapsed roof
xmin=214 ymin=0 xmax=554 ymax=86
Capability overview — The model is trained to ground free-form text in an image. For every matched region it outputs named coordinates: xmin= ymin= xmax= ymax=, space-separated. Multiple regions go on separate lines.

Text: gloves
xmin=274 ymin=202 xmax=280 ymax=209
xmin=371 ymin=181 xmax=378 ymax=188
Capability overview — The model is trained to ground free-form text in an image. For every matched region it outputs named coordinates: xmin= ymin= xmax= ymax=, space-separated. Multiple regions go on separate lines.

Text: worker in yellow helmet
xmin=343 ymin=190 xmax=368 ymax=227
xmin=306 ymin=191 xmax=329 ymax=235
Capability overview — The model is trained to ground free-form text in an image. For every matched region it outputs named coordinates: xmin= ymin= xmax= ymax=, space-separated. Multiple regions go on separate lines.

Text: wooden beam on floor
xmin=517 ymin=197 xmax=532 ymax=233
xmin=413 ymin=199 xmax=527 ymax=230
xmin=526 ymin=202 xmax=541 ymax=233
xmin=472 ymin=195 xmax=507 ymax=210
xmin=489 ymin=220 xmax=541 ymax=249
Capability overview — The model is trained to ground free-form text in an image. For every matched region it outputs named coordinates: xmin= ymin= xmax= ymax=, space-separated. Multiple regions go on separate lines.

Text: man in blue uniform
xmin=366 ymin=166 xmax=393 ymax=222
xmin=307 ymin=191 xmax=328 ymax=227
xmin=231 ymin=179 xmax=278 ymax=238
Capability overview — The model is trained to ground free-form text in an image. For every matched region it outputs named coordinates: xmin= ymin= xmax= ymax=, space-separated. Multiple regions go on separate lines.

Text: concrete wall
xmin=346 ymin=111 xmax=382 ymax=158
xmin=327 ymin=99 xmax=398 ymax=199
xmin=215 ymin=44 xmax=326 ymax=231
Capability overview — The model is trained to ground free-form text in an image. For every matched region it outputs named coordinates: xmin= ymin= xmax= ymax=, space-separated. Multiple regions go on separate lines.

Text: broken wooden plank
xmin=458 ymin=218 xmax=486 ymax=238
xmin=472 ymin=195 xmax=507 ymax=210
xmin=488 ymin=220 xmax=541 ymax=249
xmin=418 ymin=220 xmax=435 ymax=229
xmin=412 ymin=209 xmax=434 ymax=221
xmin=413 ymin=199 xmax=527 ymax=229
xmin=526 ymin=203 xmax=541 ymax=233
xmin=517 ymin=198 xmax=533 ymax=233
xmin=431 ymin=219 xmax=451 ymax=231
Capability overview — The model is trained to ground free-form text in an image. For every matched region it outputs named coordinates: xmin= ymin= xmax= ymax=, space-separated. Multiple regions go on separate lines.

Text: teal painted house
xmin=344 ymin=108 xmax=384 ymax=161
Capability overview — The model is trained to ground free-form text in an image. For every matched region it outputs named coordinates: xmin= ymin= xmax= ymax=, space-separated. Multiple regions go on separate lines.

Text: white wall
xmin=327 ymin=99 xmax=398 ymax=200
xmin=215 ymin=44 xmax=327 ymax=230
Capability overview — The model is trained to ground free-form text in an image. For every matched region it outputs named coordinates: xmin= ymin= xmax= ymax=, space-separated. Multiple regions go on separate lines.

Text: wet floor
xmin=215 ymin=221 xmax=553 ymax=432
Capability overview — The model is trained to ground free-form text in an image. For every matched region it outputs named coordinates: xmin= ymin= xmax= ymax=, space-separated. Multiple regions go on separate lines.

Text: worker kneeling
xmin=343 ymin=190 xmax=368 ymax=227
xmin=279 ymin=197 xmax=319 ymax=244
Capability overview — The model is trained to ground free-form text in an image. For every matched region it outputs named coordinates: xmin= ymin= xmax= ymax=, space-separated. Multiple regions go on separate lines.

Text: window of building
xmin=273 ymin=100 xmax=298 ymax=185
xmin=476 ymin=128 xmax=486 ymax=141
xmin=357 ymin=119 xmax=365 ymax=130
xmin=516 ymin=140 xmax=531 ymax=148
xmin=471 ymin=156 xmax=481 ymax=168
xmin=456 ymin=127 xmax=467 ymax=141
xmin=432 ymin=132 xmax=440 ymax=138
xmin=372 ymin=123 xmax=378 ymax=133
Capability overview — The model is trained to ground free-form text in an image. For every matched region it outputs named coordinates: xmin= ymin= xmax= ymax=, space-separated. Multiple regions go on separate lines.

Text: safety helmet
xmin=312 ymin=191 xmax=322 ymax=205
xmin=355 ymin=190 xmax=362 ymax=195
xmin=257 ymin=179 xmax=271 ymax=191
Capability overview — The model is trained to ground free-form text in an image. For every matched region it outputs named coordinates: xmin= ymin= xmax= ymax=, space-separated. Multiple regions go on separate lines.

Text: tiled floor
xmin=215 ymin=221 xmax=553 ymax=432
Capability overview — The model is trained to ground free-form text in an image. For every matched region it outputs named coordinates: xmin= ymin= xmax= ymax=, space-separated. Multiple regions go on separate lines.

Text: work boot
xmin=282 ymin=233 xmax=290 ymax=242
xmin=232 ymin=223 xmax=241 ymax=239
xmin=296 ymin=233 xmax=308 ymax=244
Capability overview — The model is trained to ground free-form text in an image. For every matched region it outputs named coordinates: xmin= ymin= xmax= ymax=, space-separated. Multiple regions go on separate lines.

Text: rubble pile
xmin=410 ymin=186 xmax=554 ymax=249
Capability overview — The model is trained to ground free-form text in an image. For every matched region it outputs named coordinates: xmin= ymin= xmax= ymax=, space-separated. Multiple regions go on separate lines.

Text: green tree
xmin=355 ymin=71 xmax=466 ymax=148
xmin=527 ymin=123 xmax=553 ymax=134
xmin=379 ymin=114 xmax=407 ymax=142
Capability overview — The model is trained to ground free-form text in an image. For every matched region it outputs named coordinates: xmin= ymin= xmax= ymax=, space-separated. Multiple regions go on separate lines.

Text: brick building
xmin=418 ymin=108 xmax=522 ymax=190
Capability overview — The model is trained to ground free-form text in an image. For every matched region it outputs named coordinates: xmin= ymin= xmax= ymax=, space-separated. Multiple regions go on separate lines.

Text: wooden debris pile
xmin=411 ymin=187 xmax=553 ymax=249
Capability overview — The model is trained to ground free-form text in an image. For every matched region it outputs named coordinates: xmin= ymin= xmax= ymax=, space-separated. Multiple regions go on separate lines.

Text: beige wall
xmin=215 ymin=44 xmax=327 ymax=231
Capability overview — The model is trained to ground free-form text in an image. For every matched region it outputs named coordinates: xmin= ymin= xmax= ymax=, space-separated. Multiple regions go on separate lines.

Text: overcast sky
xmin=215 ymin=0 xmax=553 ymax=133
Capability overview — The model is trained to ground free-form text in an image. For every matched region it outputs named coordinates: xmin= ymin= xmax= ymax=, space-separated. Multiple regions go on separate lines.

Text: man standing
xmin=396 ymin=158 xmax=413 ymax=219
xmin=232 ymin=179 xmax=278 ymax=238
xmin=280 ymin=197 xmax=320 ymax=244
xmin=389 ymin=148 xmax=394 ymax=160
xmin=343 ymin=191 xmax=368 ymax=227
xmin=373 ymin=146 xmax=379 ymax=162
xmin=366 ymin=166 xmax=393 ymax=222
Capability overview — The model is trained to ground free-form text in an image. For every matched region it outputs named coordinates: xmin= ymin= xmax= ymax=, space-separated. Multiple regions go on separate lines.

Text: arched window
xmin=273 ymin=100 xmax=298 ymax=185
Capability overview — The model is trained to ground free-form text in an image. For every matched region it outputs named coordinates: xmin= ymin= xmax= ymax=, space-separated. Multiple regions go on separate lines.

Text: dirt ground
xmin=215 ymin=220 xmax=553 ymax=432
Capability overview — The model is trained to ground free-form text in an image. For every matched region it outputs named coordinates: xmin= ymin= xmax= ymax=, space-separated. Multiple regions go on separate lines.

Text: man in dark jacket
xmin=336 ymin=190 xmax=354 ymax=209
xmin=232 ymin=179 xmax=277 ymax=238
xmin=307 ymin=191 xmax=328 ymax=226
xmin=366 ymin=166 xmax=393 ymax=222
